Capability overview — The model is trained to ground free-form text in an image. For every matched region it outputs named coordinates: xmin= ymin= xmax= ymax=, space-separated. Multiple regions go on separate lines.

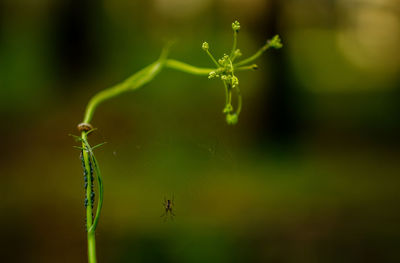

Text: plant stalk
xmin=83 ymin=57 xmax=213 ymax=124
xmin=234 ymin=43 xmax=270 ymax=67
xmin=81 ymin=131 xmax=97 ymax=263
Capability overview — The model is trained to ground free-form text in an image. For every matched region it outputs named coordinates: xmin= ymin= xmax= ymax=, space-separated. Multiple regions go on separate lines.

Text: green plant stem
xmin=234 ymin=43 xmax=270 ymax=67
xmin=235 ymin=86 xmax=242 ymax=115
xmin=87 ymin=230 xmax=97 ymax=263
xmin=235 ymin=64 xmax=258 ymax=71
xmin=204 ymin=49 xmax=221 ymax=68
xmin=83 ymin=57 xmax=214 ymax=124
xmin=81 ymin=131 xmax=97 ymax=263
xmin=230 ymin=31 xmax=238 ymax=59
xmin=223 ymin=81 xmax=229 ymax=106
xmin=165 ymin=59 xmax=214 ymax=75
xmin=83 ymin=60 xmax=165 ymax=124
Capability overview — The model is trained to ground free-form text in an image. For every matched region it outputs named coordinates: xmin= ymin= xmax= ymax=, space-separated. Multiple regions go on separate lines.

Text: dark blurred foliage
xmin=0 ymin=0 xmax=399 ymax=262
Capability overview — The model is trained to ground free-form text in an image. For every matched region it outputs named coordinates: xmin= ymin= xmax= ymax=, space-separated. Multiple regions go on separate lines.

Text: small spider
xmin=161 ymin=195 xmax=175 ymax=221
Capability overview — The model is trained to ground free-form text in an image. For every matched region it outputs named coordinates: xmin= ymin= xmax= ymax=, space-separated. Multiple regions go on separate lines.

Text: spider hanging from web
xmin=161 ymin=195 xmax=175 ymax=221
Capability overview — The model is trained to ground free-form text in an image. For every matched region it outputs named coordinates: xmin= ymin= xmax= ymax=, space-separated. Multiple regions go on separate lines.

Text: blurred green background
xmin=1 ymin=0 xmax=400 ymax=262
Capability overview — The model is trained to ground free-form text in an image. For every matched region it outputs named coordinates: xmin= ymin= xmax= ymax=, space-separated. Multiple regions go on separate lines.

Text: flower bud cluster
xmin=225 ymin=112 xmax=238 ymax=125
xmin=232 ymin=20 xmax=241 ymax=32
xmin=202 ymin=42 xmax=209 ymax=51
xmin=267 ymin=35 xmax=283 ymax=49
xmin=201 ymin=20 xmax=282 ymax=125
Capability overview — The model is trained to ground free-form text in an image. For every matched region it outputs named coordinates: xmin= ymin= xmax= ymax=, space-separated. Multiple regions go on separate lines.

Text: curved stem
xmin=83 ymin=57 xmax=214 ymax=124
xmin=83 ymin=60 xmax=165 ymax=123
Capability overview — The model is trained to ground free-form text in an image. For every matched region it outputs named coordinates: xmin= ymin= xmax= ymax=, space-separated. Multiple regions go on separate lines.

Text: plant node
xmin=78 ymin=123 xmax=94 ymax=132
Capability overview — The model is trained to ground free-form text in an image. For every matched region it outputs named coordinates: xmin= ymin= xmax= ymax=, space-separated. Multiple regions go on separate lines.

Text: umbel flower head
xmin=202 ymin=20 xmax=282 ymax=125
